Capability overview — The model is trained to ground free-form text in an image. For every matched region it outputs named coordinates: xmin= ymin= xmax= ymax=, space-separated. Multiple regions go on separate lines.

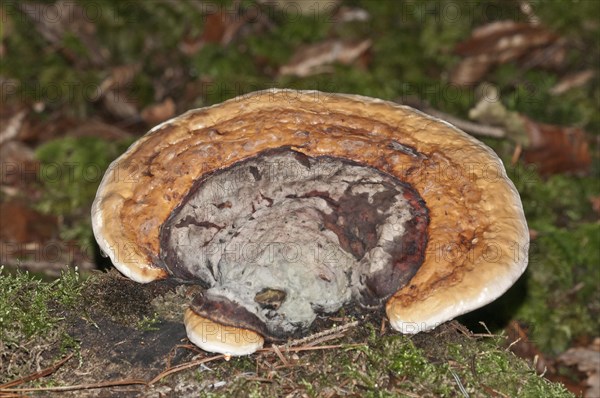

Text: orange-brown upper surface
xmin=92 ymin=89 xmax=528 ymax=330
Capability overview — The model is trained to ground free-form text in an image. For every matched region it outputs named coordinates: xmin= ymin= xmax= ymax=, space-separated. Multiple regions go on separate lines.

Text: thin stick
xmin=271 ymin=344 xmax=290 ymax=366
xmin=148 ymin=354 xmax=225 ymax=385
xmin=302 ymin=332 xmax=347 ymax=348
xmin=0 ymin=354 xmax=73 ymax=389
xmin=0 ymin=379 xmax=147 ymax=393
xmin=421 ymin=107 xmax=506 ymax=139
xmin=283 ymin=321 xmax=359 ymax=348
xmin=260 ymin=342 xmax=365 ymax=354
xmin=401 ymin=99 xmax=507 ymax=139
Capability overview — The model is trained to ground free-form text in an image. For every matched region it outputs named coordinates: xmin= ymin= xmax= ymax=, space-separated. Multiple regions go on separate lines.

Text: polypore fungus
xmin=92 ymin=89 xmax=528 ymax=356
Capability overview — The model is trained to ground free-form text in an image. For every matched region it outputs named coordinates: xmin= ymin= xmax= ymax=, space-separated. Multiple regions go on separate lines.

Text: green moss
xmin=517 ymin=223 xmax=600 ymax=354
xmin=0 ymin=266 xmax=82 ymax=343
xmin=0 ymin=267 xmax=84 ymax=383
xmin=187 ymin=325 xmax=572 ymax=397
xmin=34 ymin=136 xmax=134 ymax=248
xmin=136 ymin=313 xmax=162 ymax=332
xmin=501 ymin=161 xmax=600 ymax=353
xmin=508 ymin=164 xmax=600 ymax=230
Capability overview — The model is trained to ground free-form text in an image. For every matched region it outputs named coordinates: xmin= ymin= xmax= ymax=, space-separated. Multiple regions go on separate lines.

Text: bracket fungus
xmin=92 ymin=89 xmax=528 ymax=356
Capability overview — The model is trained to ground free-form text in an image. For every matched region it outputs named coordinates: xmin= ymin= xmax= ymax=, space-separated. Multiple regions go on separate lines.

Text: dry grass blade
xmin=418 ymin=107 xmax=506 ymax=139
xmin=271 ymin=344 xmax=290 ymax=366
xmin=283 ymin=321 xmax=359 ymax=348
xmin=448 ymin=366 xmax=470 ymax=398
xmin=260 ymin=343 xmax=365 ymax=355
xmin=0 ymin=110 xmax=27 ymax=146
xmin=0 ymin=379 xmax=147 ymax=393
xmin=148 ymin=354 xmax=225 ymax=385
xmin=0 ymin=353 xmax=73 ymax=389
xmin=303 ymin=332 xmax=348 ymax=347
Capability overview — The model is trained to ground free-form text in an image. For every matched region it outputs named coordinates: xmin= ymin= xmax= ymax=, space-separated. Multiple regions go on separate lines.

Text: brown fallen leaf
xmin=201 ymin=11 xmax=230 ymax=44
xmin=506 ymin=320 xmax=547 ymax=375
xmin=65 ymin=120 xmax=133 ymax=140
xmin=451 ymin=21 xmax=565 ymax=86
xmin=279 ymin=39 xmax=371 ymax=77
xmin=469 ymin=84 xmax=591 ymax=176
xmin=96 ymin=64 xmax=141 ymax=97
xmin=528 ymin=229 xmax=539 ymax=240
xmin=590 ymin=196 xmax=600 ymax=217
xmin=0 ymin=201 xmax=58 ymax=244
xmin=180 ymin=12 xmax=229 ymax=55
xmin=101 ymin=89 xmax=140 ymax=121
xmin=180 ymin=5 xmax=264 ymax=56
xmin=94 ymin=64 xmax=142 ymax=121
xmin=521 ymin=116 xmax=591 ymax=176
xmin=141 ymin=98 xmax=176 ymax=126
xmin=559 ymin=338 xmax=600 ymax=398
xmin=0 ymin=141 xmax=38 ymax=187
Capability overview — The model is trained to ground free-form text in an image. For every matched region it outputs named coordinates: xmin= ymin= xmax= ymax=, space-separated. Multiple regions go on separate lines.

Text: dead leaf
xmin=141 ymin=98 xmax=176 ymax=126
xmin=521 ymin=116 xmax=591 ymax=176
xmin=202 ymin=12 xmax=230 ymax=44
xmin=469 ymin=84 xmax=592 ymax=175
xmin=279 ymin=39 xmax=371 ymax=77
xmin=179 ymin=7 xmax=257 ymax=55
xmin=90 ymin=64 xmax=144 ymax=121
xmin=97 ymin=65 xmax=141 ymax=97
xmin=0 ymin=141 xmax=37 ymax=187
xmin=451 ymin=21 xmax=565 ymax=86
xmin=559 ymin=338 xmax=600 ymax=398
xmin=0 ymin=201 xmax=58 ymax=244
xmin=589 ymin=196 xmax=600 ymax=217
xmin=65 ymin=120 xmax=133 ymax=140
xmin=528 ymin=229 xmax=539 ymax=240
xmin=101 ymin=90 xmax=140 ymax=121
xmin=506 ymin=321 xmax=547 ymax=374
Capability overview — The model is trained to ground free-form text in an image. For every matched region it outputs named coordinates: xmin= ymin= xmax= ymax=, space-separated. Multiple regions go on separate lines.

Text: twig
xmin=420 ymin=107 xmax=506 ymax=139
xmin=0 ymin=354 xmax=73 ymax=389
xmin=283 ymin=321 xmax=359 ymax=348
xmin=0 ymin=379 xmax=147 ymax=393
xmin=511 ymin=143 xmax=523 ymax=165
xmin=260 ymin=343 xmax=365 ymax=354
xmin=450 ymin=321 xmax=495 ymax=339
xmin=301 ymin=332 xmax=347 ymax=347
xmin=0 ymin=110 xmax=27 ymax=146
xmin=271 ymin=345 xmax=289 ymax=366
xmin=148 ymin=354 xmax=225 ymax=385
xmin=399 ymin=98 xmax=507 ymax=139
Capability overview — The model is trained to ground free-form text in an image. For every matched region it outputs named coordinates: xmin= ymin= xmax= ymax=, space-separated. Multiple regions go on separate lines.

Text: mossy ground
xmin=0 ymin=269 xmax=573 ymax=397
